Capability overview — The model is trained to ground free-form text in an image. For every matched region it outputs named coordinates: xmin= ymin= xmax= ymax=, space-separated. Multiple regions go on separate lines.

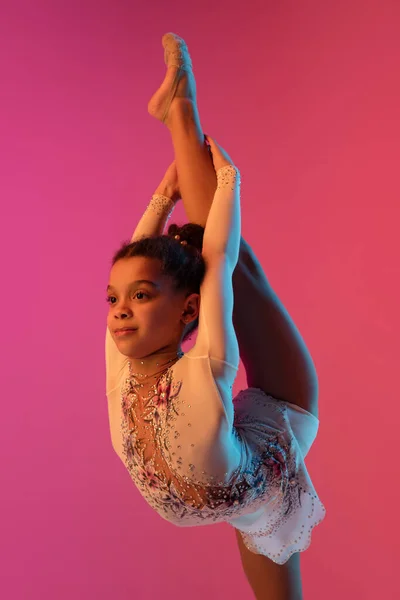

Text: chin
xmin=115 ymin=339 xmax=137 ymax=351
xmin=115 ymin=339 xmax=147 ymax=359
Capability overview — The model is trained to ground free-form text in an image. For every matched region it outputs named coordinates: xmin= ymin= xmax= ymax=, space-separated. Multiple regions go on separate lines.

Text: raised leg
xmin=232 ymin=238 xmax=319 ymax=418
xmin=168 ymin=98 xmax=218 ymax=223
xmin=147 ymin=33 xmax=218 ymax=221
xmin=162 ymin=101 xmax=319 ymax=417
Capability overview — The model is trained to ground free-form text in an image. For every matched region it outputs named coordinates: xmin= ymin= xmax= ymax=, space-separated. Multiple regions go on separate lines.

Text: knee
xmin=238 ymin=237 xmax=262 ymax=275
xmin=236 ymin=237 xmax=274 ymax=295
xmin=238 ymin=236 xmax=252 ymax=261
xmin=236 ymin=237 xmax=256 ymax=274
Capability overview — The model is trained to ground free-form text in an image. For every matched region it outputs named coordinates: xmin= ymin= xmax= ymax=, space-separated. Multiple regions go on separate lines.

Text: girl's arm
xmin=187 ymin=138 xmax=241 ymax=370
xmin=106 ymin=166 xmax=180 ymax=396
xmin=130 ymin=164 xmax=180 ymax=242
xmin=201 ymin=164 xmax=241 ymax=266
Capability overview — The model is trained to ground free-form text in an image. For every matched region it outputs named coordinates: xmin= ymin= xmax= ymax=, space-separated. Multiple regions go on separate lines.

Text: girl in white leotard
xmin=105 ymin=33 xmax=325 ymax=599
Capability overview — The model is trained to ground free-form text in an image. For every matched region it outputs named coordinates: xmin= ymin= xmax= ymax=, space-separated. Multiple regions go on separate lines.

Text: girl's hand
xmin=205 ymin=135 xmax=236 ymax=171
xmin=156 ymin=160 xmax=181 ymax=202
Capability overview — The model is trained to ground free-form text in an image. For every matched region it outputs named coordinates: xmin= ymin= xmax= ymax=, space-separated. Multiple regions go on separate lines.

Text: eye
xmin=105 ymin=291 xmax=149 ymax=305
xmin=134 ymin=291 xmax=149 ymax=300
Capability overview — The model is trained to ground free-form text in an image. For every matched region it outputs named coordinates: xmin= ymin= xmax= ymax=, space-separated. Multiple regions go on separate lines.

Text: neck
xmin=128 ymin=347 xmax=183 ymax=378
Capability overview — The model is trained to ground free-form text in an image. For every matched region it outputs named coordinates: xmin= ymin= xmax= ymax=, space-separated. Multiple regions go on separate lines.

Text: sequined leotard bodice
xmin=105 ymin=166 xmax=326 ymax=564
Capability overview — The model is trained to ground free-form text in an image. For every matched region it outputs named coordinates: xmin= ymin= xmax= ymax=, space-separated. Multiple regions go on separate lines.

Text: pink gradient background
xmin=1 ymin=1 xmax=399 ymax=598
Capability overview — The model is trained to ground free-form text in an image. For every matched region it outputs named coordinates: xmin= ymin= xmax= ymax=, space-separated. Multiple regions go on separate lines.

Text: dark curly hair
xmin=110 ymin=222 xmax=206 ymax=342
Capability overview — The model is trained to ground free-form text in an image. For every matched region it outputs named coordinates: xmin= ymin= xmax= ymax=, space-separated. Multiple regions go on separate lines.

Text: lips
xmin=114 ymin=327 xmax=136 ymax=332
xmin=114 ymin=328 xmax=137 ymax=338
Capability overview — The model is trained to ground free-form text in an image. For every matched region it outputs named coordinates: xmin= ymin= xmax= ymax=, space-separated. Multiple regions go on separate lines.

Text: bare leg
xmin=164 ymin=95 xmax=318 ymax=417
xmin=167 ymin=98 xmax=217 ymax=225
xmin=147 ymin=36 xmax=217 ymax=224
xmin=235 ymin=530 xmax=303 ymax=600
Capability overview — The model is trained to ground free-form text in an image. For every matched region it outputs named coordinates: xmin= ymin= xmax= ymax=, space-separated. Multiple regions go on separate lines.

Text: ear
xmin=182 ymin=292 xmax=200 ymax=323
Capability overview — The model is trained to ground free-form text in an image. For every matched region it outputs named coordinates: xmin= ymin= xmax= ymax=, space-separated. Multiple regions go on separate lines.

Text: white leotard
xmin=105 ymin=166 xmax=326 ymax=564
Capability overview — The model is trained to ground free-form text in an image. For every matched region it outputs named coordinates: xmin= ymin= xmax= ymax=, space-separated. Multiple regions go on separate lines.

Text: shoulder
xmin=174 ymin=353 xmax=237 ymax=423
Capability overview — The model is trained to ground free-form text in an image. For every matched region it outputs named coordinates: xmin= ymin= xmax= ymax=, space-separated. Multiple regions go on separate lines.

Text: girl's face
xmin=106 ymin=257 xmax=199 ymax=359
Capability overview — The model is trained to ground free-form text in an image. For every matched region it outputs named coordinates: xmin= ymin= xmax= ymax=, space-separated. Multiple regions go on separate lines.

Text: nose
xmin=110 ymin=298 xmax=133 ymax=320
xmin=112 ymin=303 xmax=132 ymax=319
xmin=117 ymin=310 xmax=131 ymax=319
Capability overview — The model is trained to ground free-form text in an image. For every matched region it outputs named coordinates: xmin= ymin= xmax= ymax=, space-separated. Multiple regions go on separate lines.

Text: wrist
xmin=154 ymin=179 xmax=178 ymax=200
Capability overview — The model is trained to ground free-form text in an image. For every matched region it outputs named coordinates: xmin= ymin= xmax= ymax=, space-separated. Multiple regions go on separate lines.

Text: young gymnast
xmin=105 ymin=33 xmax=326 ymax=600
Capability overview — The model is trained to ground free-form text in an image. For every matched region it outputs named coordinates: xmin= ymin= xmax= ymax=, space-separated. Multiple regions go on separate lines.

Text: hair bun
xmin=167 ymin=222 xmax=205 ymax=253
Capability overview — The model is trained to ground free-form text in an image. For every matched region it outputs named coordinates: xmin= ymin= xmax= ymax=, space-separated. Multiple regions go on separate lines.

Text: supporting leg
xmin=235 ymin=530 xmax=303 ymax=600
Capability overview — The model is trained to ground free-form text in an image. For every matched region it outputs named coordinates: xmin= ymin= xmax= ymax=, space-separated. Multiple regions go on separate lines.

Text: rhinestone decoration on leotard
xmin=231 ymin=388 xmax=326 ymax=563
xmin=120 ymin=367 xmax=306 ymax=531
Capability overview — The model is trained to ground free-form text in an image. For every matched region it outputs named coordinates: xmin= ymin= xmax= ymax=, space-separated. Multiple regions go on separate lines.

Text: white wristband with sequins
xmin=216 ymin=165 xmax=241 ymax=191
xmin=143 ymin=193 xmax=177 ymax=220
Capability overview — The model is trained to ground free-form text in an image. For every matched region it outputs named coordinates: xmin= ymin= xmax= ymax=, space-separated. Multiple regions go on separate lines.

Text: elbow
xmin=202 ymin=248 xmax=239 ymax=272
xmin=202 ymin=234 xmax=240 ymax=268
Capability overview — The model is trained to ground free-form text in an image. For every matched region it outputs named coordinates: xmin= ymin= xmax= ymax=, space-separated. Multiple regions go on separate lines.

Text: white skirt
xmin=228 ymin=387 xmax=326 ymax=565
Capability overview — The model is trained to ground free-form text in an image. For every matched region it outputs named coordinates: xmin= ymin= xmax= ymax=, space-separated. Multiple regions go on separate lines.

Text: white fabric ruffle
xmin=228 ymin=387 xmax=326 ymax=564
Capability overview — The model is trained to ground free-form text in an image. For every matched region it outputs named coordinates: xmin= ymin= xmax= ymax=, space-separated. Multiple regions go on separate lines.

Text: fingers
xmin=164 ymin=160 xmax=178 ymax=181
xmin=204 ymin=135 xmax=226 ymax=155
xmin=204 ymin=135 xmax=220 ymax=153
xmin=204 ymin=135 xmax=234 ymax=170
xmin=160 ymin=160 xmax=180 ymax=200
